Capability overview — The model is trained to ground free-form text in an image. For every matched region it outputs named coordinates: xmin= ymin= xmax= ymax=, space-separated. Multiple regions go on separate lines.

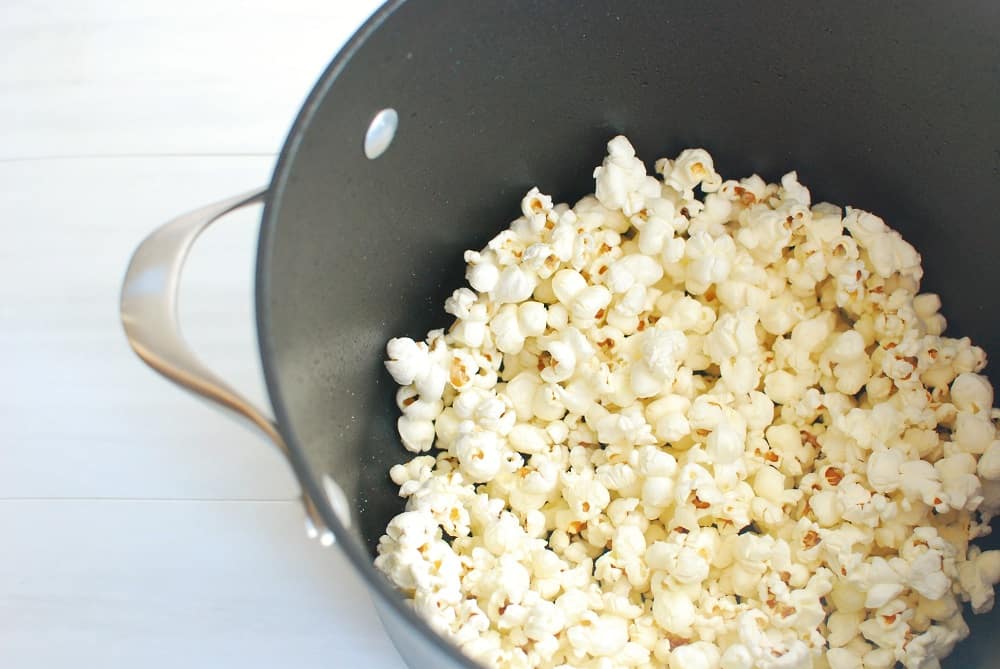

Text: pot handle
xmin=119 ymin=187 xmax=333 ymax=545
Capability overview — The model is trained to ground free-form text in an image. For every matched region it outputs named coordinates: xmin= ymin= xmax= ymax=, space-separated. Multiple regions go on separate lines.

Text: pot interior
xmin=258 ymin=1 xmax=1000 ymax=665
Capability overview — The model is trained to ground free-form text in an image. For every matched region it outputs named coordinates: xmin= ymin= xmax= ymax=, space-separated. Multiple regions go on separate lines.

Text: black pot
xmin=121 ymin=2 xmax=1000 ymax=667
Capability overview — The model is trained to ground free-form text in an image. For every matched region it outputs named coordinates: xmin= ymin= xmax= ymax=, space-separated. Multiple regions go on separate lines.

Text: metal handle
xmin=120 ymin=187 xmax=332 ymax=544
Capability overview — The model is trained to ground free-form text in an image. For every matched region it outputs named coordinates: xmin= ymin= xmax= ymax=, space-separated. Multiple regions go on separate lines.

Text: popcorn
xmin=958 ymin=549 xmax=1000 ymax=613
xmin=493 ymin=265 xmax=538 ymax=304
xmin=977 ymin=440 xmax=1000 ymax=480
xmin=385 ymin=337 xmax=447 ymax=402
xmin=736 ymin=609 xmax=811 ymax=669
xmin=955 ymin=411 xmax=996 ymax=455
xmin=936 ymin=453 xmax=983 ymax=511
xmin=593 ymin=136 xmax=661 ymax=216
xmin=605 ymin=253 xmax=664 ymax=293
xmin=646 ymin=394 xmax=692 ymax=443
xmin=586 ymin=614 xmax=630 ymax=657
xmin=720 ymin=643 xmax=753 ymax=669
xmin=684 ymin=231 xmax=736 ymax=295
xmin=376 ymin=138 xmax=1000 ymax=669
xmin=538 ymin=338 xmax=578 ymax=384
xmin=631 ymin=327 xmax=688 ymax=398
xmin=490 ymin=302 xmax=548 ymax=354
xmin=763 ymin=370 xmax=803 ymax=406
xmin=753 ymin=464 xmax=786 ymax=503
xmin=900 ymin=622 xmax=968 ymax=669
xmin=397 ymin=415 xmax=437 ymax=453
xmin=465 ymin=250 xmax=501 ymax=292
xmin=951 ymin=372 xmax=994 ymax=413
xmin=561 ymin=474 xmax=611 ymax=522
xmin=652 ymin=588 xmax=696 ymax=636
xmin=865 ymin=448 xmax=904 ymax=494
xmin=706 ymin=419 xmax=745 ymax=465
xmin=669 ymin=640 xmax=722 ymax=669
xmin=906 ymin=548 xmax=951 ymax=600
xmin=765 ymin=423 xmax=815 ymax=476
xmin=842 ymin=208 xmax=922 ymax=283
xmin=827 ymin=610 xmax=864 ymax=648
xmin=389 ymin=454 xmax=436 ymax=497
xmin=665 ymin=148 xmax=723 ymax=197
xmin=898 ymin=459 xmax=948 ymax=511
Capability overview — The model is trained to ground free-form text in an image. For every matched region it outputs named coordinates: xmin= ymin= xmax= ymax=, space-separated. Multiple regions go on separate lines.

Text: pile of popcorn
xmin=375 ymin=136 xmax=1000 ymax=669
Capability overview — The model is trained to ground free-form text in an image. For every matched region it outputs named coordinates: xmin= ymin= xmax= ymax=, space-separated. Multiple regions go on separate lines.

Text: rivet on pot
xmin=364 ymin=108 xmax=398 ymax=159
xmin=305 ymin=513 xmax=335 ymax=547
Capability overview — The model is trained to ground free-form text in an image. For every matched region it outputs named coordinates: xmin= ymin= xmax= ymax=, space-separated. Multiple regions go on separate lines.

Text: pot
xmin=121 ymin=1 xmax=1000 ymax=667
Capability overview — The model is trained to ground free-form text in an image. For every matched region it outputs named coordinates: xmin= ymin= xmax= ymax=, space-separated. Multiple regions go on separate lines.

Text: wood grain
xmin=0 ymin=1 xmax=407 ymax=666
xmin=0 ymin=499 xmax=405 ymax=668
xmin=0 ymin=0 xmax=380 ymax=159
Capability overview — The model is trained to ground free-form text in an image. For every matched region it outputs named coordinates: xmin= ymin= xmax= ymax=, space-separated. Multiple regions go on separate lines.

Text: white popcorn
xmin=951 ymin=372 xmax=994 ymax=414
xmin=492 ymin=265 xmax=538 ymax=304
xmin=827 ymin=329 xmax=866 ymax=363
xmin=454 ymin=425 xmax=503 ymax=482
xmin=465 ymin=250 xmax=501 ymax=292
xmin=861 ymin=647 xmax=896 ymax=669
xmin=827 ymin=610 xmax=864 ymax=648
xmin=936 ymin=453 xmax=983 ymax=511
xmin=562 ymin=474 xmax=611 ymax=522
xmin=763 ymin=370 xmax=803 ymax=406
xmin=605 ymin=253 xmax=664 ymax=293
xmin=539 ymin=339 xmax=577 ymax=384
xmin=899 ymin=622 xmax=967 ymax=669
xmin=662 ymin=234 xmax=687 ymax=265
xmin=507 ymin=424 xmax=550 ymax=455
xmin=518 ymin=301 xmax=548 ymax=336
xmin=765 ymin=423 xmax=814 ymax=477
xmin=706 ymin=419 xmax=745 ymax=465
xmin=632 ymin=197 xmax=675 ymax=253
xmin=646 ymin=395 xmax=692 ymax=443
xmin=666 ymin=148 xmax=722 ymax=195
xmin=523 ymin=599 xmax=565 ymax=642
xmin=955 ymin=411 xmax=996 ymax=455
xmin=779 ymin=171 xmax=811 ymax=206
xmin=376 ymin=139 xmax=999 ymax=669
xmin=898 ymin=459 xmax=948 ymax=511
xmin=590 ymin=614 xmax=631 ymax=657
xmin=669 ymin=641 xmax=722 ymax=669
xmin=736 ymin=207 xmax=794 ymax=266
xmin=386 ymin=337 xmax=445 ymax=400
xmin=444 ymin=287 xmax=478 ymax=320
xmin=753 ymin=464 xmax=786 ymax=503
xmin=843 ymin=208 xmax=922 ymax=282
xmin=858 ymin=557 xmax=907 ymax=609
xmin=865 ymin=448 xmax=904 ymax=494
xmin=907 ymin=548 xmax=951 ymax=600
xmin=652 ymin=588 xmax=696 ymax=636
xmin=631 ymin=327 xmax=688 ymax=398
xmin=397 ymin=415 xmax=437 ymax=453
xmin=389 ymin=455 xmax=436 ymax=496
xmin=736 ymin=610 xmax=811 ymax=669
xmin=720 ymin=644 xmax=753 ymax=669
xmin=977 ymin=441 xmax=1000 ymax=480
xmin=957 ymin=549 xmax=1000 ymax=614
xmin=568 ymin=286 xmax=611 ymax=328
xmin=594 ymin=136 xmax=661 ymax=216
xmin=685 ymin=231 xmax=736 ymax=295
xmin=504 ymin=372 xmax=540 ymax=419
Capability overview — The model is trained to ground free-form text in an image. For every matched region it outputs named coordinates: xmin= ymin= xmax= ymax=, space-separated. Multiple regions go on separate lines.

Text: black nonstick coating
xmin=256 ymin=1 xmax=1000 ymax=666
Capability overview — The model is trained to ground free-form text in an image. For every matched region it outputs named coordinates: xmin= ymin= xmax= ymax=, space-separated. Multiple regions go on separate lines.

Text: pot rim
xmin=256 ymin=1 xmax=477 ymax=666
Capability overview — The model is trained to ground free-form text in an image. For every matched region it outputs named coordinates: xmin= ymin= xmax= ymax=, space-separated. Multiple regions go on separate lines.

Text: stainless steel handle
xmin=120 ymin=187 xmax=332 ymax=544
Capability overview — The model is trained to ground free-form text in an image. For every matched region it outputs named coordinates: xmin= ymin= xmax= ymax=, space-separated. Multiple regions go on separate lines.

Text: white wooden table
xmin=0 ymin=2 xmax=407 ymax=667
